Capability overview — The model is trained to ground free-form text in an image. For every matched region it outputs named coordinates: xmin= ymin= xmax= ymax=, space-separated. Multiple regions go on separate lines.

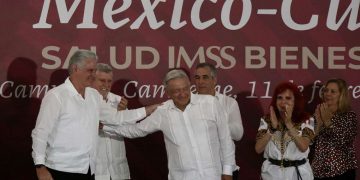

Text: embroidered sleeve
xmin=258 ymin=117 xmax=269 ymax=131
xmin=256 ymin=129 xmax=268 ymax=140
xmin=256 ymin=116 xmax=270 ymax=140
xmin=301 ymin=117 xmax=315 ymax=141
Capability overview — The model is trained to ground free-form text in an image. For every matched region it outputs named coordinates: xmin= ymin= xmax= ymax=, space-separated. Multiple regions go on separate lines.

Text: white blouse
xmin=257 ymin=117 xmax=315 ymax=180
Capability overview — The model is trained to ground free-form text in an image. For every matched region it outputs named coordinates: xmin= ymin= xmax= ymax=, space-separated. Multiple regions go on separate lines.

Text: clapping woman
xmin=255 ymin=82 xmax=315 ymax=180
xmin=312 ymin=78 xmax=358 ymax=179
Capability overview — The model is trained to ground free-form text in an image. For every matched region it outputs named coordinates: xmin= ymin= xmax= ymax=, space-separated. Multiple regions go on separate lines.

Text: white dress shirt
xmin=95 ymin=92 xmax=130 ymax=180
xmin=31 ymin=78 xmax=146 ymax=174
xmin=215 ymin=92 xmax=244 ymax=172
xmin=215 ymin=92 xmax=244 ymax=141
xmin=104 ymin=93 xmax=235 ymax=180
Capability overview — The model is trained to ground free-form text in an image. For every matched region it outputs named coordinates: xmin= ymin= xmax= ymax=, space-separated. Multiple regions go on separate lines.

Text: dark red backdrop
xmin=0 ymin=1 xmax=359 ymax=179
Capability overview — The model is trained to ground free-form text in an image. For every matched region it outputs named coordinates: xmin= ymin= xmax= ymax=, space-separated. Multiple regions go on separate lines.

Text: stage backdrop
xmin=1 ymin=0 xmax=359 ymax=179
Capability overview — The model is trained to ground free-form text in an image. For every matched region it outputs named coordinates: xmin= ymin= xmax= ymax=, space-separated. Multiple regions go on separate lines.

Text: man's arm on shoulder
xmin=103 ymin=107 xmax=163 ymax=138
xmin=117 ymin=96 xmax=128 ymax=110
xmin=99 ymin=98 xmax=160 ymax=126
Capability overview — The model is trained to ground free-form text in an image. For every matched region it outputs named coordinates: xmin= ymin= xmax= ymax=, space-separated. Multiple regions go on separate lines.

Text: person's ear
xmin=70 ymin=64 xmax=76 ymax=73
xmin=165 ymin=88 xmax=171 ymax=98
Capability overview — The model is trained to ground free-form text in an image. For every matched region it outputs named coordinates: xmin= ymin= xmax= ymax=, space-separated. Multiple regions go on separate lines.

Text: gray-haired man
xmin=31 ymin=50 xmax=157 ymax=180
xmin=92 ymin=63 xmax=131 ymax=180
xmin=104 ymin=69 xmax=236 ymax=180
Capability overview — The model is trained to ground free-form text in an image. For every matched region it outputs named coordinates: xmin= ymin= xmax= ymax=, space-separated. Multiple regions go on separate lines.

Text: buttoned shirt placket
xmin=182 ymin=105 xmax=204 ymax=177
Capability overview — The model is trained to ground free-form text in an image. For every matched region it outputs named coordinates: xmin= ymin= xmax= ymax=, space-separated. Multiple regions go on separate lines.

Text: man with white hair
xmin=32 ymin=50 xmax=158 ymax=180
xmin=104 ymin=69 xmax=236 ymax=180
xmin=92 ymin=63 xmax=131 ymax=180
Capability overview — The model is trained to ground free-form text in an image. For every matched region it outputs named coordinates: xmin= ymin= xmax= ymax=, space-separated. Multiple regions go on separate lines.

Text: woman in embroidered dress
xmin=312 ymin=78 xmax=358 ymax=179
xmin=255 ymin=82 xmax=314 ymax=180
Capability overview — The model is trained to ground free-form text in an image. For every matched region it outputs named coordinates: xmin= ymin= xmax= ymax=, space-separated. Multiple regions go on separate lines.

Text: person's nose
xmin=196 ymin=77 xmax=204 ymax=84
xmin=105 ymin=82 xmax=111 ymax=88
xmin=279 ymin=99 xmax=287 ymax=106
xmin=90 ymin=74 xmax=95 ymax=80
xmin=323 ymin=91 xmax=330 ymax=98
xmin=179 ymin=90 xmax=188 ymax=97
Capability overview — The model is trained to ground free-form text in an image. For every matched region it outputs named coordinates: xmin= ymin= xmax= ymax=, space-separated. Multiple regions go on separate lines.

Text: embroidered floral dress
xmin=256 ymin=117 xmax=315 ymax=180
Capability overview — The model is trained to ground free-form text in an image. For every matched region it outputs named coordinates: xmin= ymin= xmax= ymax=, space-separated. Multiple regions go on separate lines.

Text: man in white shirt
xmin=194 ymin=63 xmax=244 ymax=180
xmin=91 ymin=63 xmax=130 ymax=180
xmin=31 ymin=50 xmax=157 ymax=180
xmin=104 ymin=69 xmax=235 ymax=180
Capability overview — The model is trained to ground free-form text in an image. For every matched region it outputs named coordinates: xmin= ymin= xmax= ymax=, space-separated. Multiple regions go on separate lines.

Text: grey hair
xmin=96 ymin=63 xmax=113 ymax=73
xmin=196 ymin=62 xmax=217 ymax=78
xmin=163 ymin=69 xmax=189 ymax=88
xmin=68 ymin=49 xmax=98 ymax=74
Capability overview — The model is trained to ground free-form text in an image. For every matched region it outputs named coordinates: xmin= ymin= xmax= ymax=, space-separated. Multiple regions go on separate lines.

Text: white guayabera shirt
xmin=31 ymin=78 xmax=146 ymax=174
xmin=104 ymin=93 xmax=236 ymax=180
xmin=215 ymin=92 xmax=244 ymax=141
xmin=215 ymin=92 xmax=244 ymax=172
xmin=95 ymin=92 xmax=130 ymax=180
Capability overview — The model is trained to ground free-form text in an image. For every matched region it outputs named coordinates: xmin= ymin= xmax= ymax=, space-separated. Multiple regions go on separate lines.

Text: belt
xmin=268 ymin=158 xmax=306 ymax=180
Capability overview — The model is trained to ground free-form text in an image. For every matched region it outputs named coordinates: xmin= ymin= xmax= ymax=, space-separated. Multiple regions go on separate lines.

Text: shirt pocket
xmin=201 ymin=118 xmax=217 ymax=134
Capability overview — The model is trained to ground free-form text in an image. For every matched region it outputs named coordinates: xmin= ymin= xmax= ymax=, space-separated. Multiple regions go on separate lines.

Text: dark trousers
xmin=47 ymin=167 xmax=94 ymax=180
xmin=232 ymin=169 xmax=239 ymax=180
xmin=314 ymin=169 xmax=356 ymax=180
